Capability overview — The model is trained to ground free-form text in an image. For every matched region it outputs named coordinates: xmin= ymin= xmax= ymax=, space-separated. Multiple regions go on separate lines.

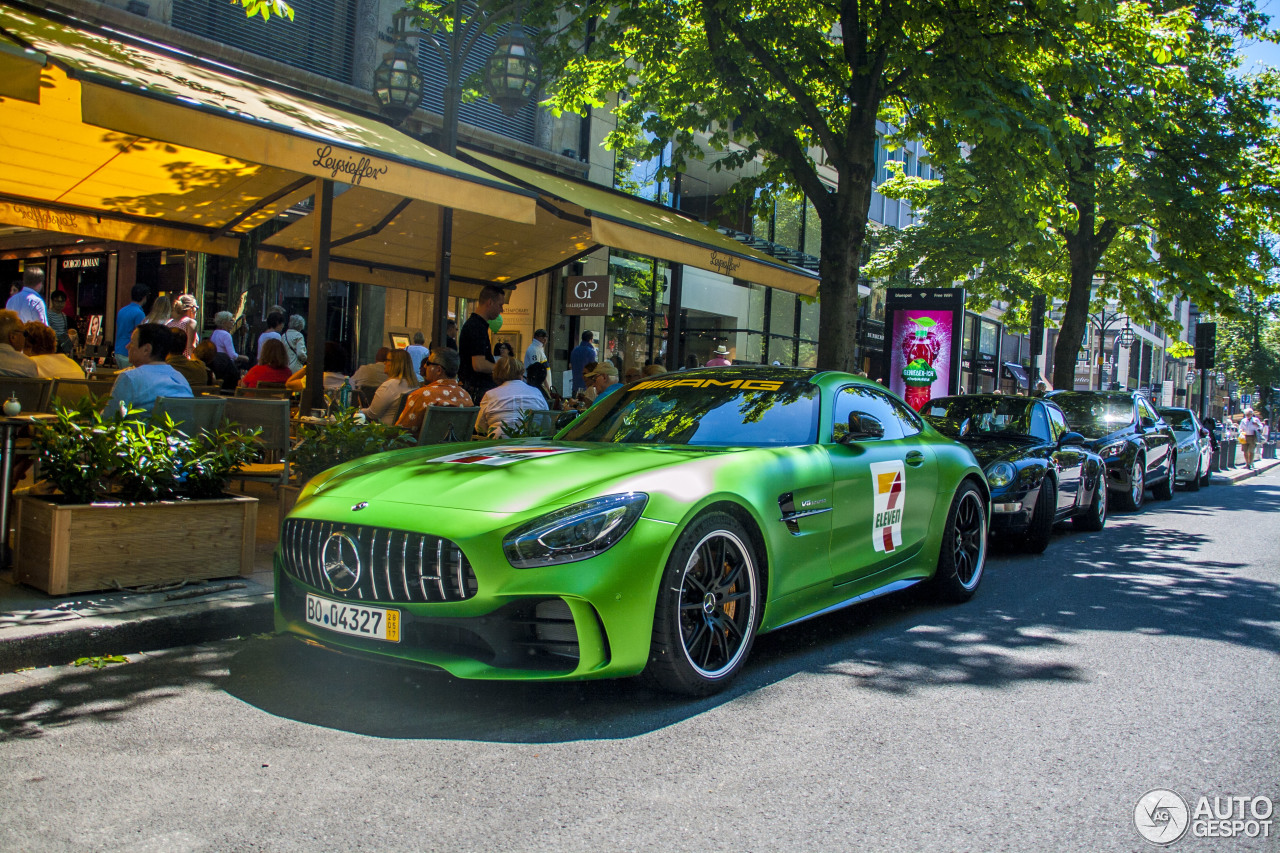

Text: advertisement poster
xmin=883 ymin=288 xmax=965 ymax=411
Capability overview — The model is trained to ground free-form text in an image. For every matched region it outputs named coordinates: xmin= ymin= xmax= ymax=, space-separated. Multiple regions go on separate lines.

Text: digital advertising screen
xmin=883 ymin=288 xmax=965 ymax=411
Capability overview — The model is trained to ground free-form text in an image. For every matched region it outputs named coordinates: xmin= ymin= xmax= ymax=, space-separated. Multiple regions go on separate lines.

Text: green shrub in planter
xmin=288 ymin=407 xmax=415 ymax=484
xmin=30 ymin=397 xmax=262 ymax=503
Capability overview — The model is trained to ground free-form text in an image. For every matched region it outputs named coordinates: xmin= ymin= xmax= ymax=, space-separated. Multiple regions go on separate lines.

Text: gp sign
xmin=564 ymin=275 xmax=610 ymax=316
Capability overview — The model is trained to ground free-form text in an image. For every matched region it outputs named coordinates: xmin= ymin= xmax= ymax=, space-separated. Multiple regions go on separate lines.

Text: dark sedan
xmin=1046 ymin=390 xmax=1177 ymax=511
xmin=923 ymin=394 xmax=1108 ymax=552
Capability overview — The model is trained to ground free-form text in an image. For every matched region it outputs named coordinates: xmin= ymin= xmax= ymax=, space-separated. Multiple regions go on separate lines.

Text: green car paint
xmin=274 ymin=368 xmax=988 ymax=689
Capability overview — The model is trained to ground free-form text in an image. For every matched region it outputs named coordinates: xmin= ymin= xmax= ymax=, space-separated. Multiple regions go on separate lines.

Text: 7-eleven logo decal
xmin=869 ymin=460 xmax=906 ymax=553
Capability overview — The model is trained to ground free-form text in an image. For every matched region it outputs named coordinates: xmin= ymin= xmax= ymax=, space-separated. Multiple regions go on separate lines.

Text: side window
xmin=1029 ymin=404 xmax=1053 ymax=442
xmin=831 ymin=386 xmax=906 ymax=442
xmin=1045 ymin=404 xmax=1069 ymax=441
xmin=887 ymin=394 xmax=923 ymax=437
xmin=1138 ymin=399 xmax=1158 ymax=423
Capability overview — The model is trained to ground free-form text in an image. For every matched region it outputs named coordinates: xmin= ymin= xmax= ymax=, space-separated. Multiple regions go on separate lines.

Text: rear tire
xmin=1073 ymin=474 xmax=1107 ymax=532
xmin=931 ymin=480 xmax=988 ymax=602
xmin=1152 ymin=453 xmax=1175 ymax=501
xmin=645 ymin=512 xmax=761 ymax=696
xmin=1023 ymin=477 xmax=1055 ymax=554
xmin=1115 ymin=457 xmax=1145 ymax=512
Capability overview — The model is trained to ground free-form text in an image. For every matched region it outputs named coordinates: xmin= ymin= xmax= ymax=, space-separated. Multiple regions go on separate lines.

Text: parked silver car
xmin=1157 ymin=407 xmax=1213 ymax=490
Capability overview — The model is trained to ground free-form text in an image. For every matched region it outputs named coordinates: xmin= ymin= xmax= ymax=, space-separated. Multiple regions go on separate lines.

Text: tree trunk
xmin=1051 ymin=247 xmax=1097 ymax=390
xmin=816 ymin=184 xmax=872 ymax=372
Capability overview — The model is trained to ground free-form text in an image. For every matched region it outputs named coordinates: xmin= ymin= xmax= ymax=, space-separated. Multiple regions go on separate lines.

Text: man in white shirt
xmin=6 ymin=267 xmax=47 ymax=325
xmin=404 ymin=332 xmax=430 ymax=375
xmin=524 ymin=329 xmax=549 ymax=368
xmin=0 ymin=310 xmax=38 ymax=377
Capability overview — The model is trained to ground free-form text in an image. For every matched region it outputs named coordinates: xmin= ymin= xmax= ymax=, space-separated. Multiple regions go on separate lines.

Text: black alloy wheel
xmin=646 ymin=512 xmax=760 ymax=696
xmin=1152 ymin=452 xmax=1175 ymax=501
xmin=932 ymin=481 xmax=988 ymax=602
xmin=1073 ymin=473 xmax=1107 ymax=532
xmin=1115 ymin=456 xmax=1145 ymax=512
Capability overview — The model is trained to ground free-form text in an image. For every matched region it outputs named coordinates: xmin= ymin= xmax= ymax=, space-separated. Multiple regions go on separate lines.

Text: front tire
xmin=645 ymin=513 xmax=761 ymax=696
xmin=1185 ymin=456 xmax=1201 ymax=492
xmin=1152 ymin=453 xmax=1175 ymax=501
xmin=931 ymin=481 xmax=988 ymax=602
xmin=1024 ymin=477 xmax=1056 ymax=554
xmin=1115 ymin=457 xmax=1145 ymax=512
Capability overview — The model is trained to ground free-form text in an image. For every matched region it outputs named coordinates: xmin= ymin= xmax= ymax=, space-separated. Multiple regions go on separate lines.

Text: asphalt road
xmin=2 ymin=471 xmax=1277 ymax=853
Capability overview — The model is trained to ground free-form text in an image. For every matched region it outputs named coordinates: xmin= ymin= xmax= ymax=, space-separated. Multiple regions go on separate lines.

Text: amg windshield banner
xmin=883 ymin=287 xmax=965 ymax=411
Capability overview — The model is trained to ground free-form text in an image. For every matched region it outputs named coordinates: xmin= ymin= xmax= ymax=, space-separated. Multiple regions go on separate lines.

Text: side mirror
xmin=1139 ymin=417 xmax=1155 ymax=430
xmin=1200 ymin=427 xmax=1210 ymax=438
xmin=840 ymin=412 xmax=885 ymax=443
xmin=1059 ymin=431 xmax=1086 ymax=447
xmin=555 ymin=411 xmax=579 ymax=430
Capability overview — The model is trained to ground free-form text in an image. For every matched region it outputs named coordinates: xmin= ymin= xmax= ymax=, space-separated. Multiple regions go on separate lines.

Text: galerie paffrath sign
xmin=564 ymin=275 xmax=611 ymax=316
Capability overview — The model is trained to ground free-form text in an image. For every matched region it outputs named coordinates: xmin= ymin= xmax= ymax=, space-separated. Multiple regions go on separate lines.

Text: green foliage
xmin=1167 ymin=341 xmax=1195 ymax=360
xmin=73 ymin=655 xmax=129 ymax=669
xmin=288 ymin=408 xmax=416 ymax=483
xmin=29 ymin=397 xmax=262 ymax=504
xmin=234 ymin=0 xmax=294 ymax=22
xmin=1212 ymin=291 xmax=1280 ymax=416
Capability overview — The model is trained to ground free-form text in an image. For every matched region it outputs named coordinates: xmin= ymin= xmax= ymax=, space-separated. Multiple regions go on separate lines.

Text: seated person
xmin=476 ymin=356 xmax=548 ymax=439
xmin=195 ymin=339 xmax=239 ymax=392
xmin=584 ymin=361 xmax=623 ymax=401
xmin=22 ymin=322 xmax=83 ymax=380
xmin=105 ymin=323 xmax=192 ymax=416
xmin=286 ymin=341 xmax=352 ymax=399
xmin=349 ymin=346 xmax=391 ymax=392
xmin=242 ymin=338 xmax=292 ymax=388
xmin=397 ymin=347 xmax=473 ymax=432
xmin=362 ymin=350 xmax=419 ymax=426
xmin=0 ymin=310 xmax=37 ymax=377
xmin=165 ymin=327 xmax=213 ymax=389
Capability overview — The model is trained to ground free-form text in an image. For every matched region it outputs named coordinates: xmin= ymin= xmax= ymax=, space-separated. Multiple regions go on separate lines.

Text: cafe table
xmin=0 ymin=413 xmax=57 ymax=565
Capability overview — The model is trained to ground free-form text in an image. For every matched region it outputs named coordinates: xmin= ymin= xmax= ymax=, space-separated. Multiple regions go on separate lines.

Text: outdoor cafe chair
xmin=0 ymin=377 xmax=54 ymax=414
xmin=522 ymin=410 xmax=559 ymax=437
xmin=153 ymin=395 xmax=227 ymax=437
xmin=50 ymin=377 xmax=116 ymax=407
xmin=235 ymin=384 xmax=291 ymax=400
xmin=224 ymin=396 xmax=292 ymax=494
xmin=417 ymin=405 xmax=479 ymax=445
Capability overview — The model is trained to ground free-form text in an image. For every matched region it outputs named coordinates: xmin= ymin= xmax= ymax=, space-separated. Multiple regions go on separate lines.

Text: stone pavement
xmin=1 ymin=458 xmax=1276 ymax=673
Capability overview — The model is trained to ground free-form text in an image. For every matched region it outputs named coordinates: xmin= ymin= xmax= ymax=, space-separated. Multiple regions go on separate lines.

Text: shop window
xmin=799 ymin=299 xmax=820 ymax=340
xmin=804 ymin=199 xmax=822 ymax=257
xmin=769 ymin=290 xmax=796 ymax=337
xmin=767 ymin=336 xmax=795 ymax=366
xmin=798 ymin=340 xmax=818 ymax=369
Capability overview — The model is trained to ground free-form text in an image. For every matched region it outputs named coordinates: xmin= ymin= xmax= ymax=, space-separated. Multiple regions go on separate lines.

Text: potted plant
xmin=281 ymin=408 xmax=416 ymax=517
xmin=13 ymin=398 xmax=263 ymax=594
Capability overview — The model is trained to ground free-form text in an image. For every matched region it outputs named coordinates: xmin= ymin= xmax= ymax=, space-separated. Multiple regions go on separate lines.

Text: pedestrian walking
xmin=1239 ymin=407 xmax=1265 ymax=469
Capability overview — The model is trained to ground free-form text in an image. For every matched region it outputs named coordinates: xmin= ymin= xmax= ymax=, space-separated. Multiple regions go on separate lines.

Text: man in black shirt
xmin=458 ymin=285 xmax=505 ymax=400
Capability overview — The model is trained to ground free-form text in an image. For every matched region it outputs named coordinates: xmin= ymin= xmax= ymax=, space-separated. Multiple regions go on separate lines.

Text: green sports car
xmin=274 ymin=368 xmax=990 ymax=695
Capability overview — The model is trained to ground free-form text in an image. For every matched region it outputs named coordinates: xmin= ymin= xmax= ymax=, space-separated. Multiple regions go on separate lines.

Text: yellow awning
xmin=0 ymin=2 xmax=538 ymax=260
xmin=464 ymin=151 xmax=820 ymax=297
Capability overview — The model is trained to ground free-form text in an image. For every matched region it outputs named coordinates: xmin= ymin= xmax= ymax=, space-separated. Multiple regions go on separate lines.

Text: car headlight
xmin=1098 ymin=441 xmax=1127 ymax=458
xmin=986 ymin=462 xmax=1016 ymax=488
xmin=503 ymin=493 xmax=649 ymax=568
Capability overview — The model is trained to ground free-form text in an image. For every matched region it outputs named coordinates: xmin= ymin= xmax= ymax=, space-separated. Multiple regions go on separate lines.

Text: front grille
xmin=280 ymin=519 xmax=477 ymax=604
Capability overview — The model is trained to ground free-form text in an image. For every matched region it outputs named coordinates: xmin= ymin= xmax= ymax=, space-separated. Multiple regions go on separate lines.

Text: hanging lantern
xmin=373 ymin=14 xmax=423 ymax=125
xmin=1118 ymin=322 xmax=1135 ymax=349
xmin=483 ymin=31 xmax=540 ymax=117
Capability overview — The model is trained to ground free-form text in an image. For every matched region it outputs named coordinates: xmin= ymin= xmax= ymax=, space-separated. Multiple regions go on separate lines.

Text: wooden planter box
xmin=13 ymin=494 xmax=258 ymax=595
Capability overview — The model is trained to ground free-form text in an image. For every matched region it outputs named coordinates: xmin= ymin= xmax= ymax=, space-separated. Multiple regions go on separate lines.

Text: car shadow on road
xmin=4 ymin=481 xmax=1276 ymax=744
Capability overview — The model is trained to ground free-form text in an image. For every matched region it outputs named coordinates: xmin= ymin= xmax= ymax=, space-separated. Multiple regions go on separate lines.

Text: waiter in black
xmin=458 ymin=284 xmax=505 ymax=401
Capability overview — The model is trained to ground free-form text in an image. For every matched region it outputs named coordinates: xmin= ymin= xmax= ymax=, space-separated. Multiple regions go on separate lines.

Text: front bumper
xmin=989 ymin=485 xmax=1038 ymax=534
xmin=1103 ymin=456 xmax=1134 ymax=492
xmin=273 ymin=500 xmax=676 ymax=681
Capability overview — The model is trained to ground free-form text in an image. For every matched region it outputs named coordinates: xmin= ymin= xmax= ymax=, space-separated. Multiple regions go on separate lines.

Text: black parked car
xmin=1046 ymin=390 xmax=1177 ymax=511
xmin=923 ymin=394 xmax=1108 ymax=552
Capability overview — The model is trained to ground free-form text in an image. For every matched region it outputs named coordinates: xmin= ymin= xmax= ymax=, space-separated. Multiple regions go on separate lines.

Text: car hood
xmin=1080 ymin=428 xmax=1134 ymax=449
xmin=304 ymin=440 xmax=742 ymax=513
xmin=956 ymin=436 xmax=1035 ymax=468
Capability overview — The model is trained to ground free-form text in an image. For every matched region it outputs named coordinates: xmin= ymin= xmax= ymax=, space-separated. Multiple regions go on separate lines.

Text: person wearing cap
xmin=705 ymin=344 xmax=732 ymax=366
xmin=397 ymin=347 xmax=474 ymax=433
xmin=476 ymin=356 xmax=548 ymax=438
xmin=1239 ymin=407 xmax=1265 ymax=469
xmin=584 ymin=360 xmax=623 ymax=401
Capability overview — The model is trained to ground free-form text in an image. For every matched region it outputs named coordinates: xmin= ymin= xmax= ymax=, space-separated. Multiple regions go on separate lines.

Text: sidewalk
xmin=0 ymin=482 xmax=281 ymax=671
xmin=2 ymin=459 xmax=1277 ymax=672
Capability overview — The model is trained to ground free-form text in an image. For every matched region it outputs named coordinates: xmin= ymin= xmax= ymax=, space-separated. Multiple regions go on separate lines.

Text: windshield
xmin=1051 ymin=394 xmax=1134 ymax=437
xmin=560 ymin=375 xmax=820 ymax=446
xmin=922 ymin=397 xmax=1037 ymax=439
xmin=1159 ymin=409 xmax=1197 ymax=432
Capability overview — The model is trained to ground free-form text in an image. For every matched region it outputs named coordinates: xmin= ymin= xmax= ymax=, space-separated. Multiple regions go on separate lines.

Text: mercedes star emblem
xmin=321 ymin=531 xmax=361 ymax=593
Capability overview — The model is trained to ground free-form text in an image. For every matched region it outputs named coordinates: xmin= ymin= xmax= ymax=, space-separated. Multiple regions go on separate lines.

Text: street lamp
xmin=1087 ymin=304 xmax=1130 ymax=391
xmin=372 ymin=11 xmax=424 ymax=125
xmin=373 ymin=1 xmax=540 ymax=352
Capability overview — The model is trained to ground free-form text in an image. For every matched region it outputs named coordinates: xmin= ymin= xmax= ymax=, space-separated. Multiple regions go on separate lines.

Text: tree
xmin=1214 ymin=291 xmax=1280 ymax=418
xmin=533 ymin=0 xmax=1096 ymax=371
xmin=234 ymin=0 xmax=294 ymax=21
xmin=869 ymin=0 xmax=1280 ymax=389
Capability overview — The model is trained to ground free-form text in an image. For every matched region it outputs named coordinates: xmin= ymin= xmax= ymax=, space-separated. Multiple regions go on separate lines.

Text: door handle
xmin=906 ymin=451 xmax=925 ymax=467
